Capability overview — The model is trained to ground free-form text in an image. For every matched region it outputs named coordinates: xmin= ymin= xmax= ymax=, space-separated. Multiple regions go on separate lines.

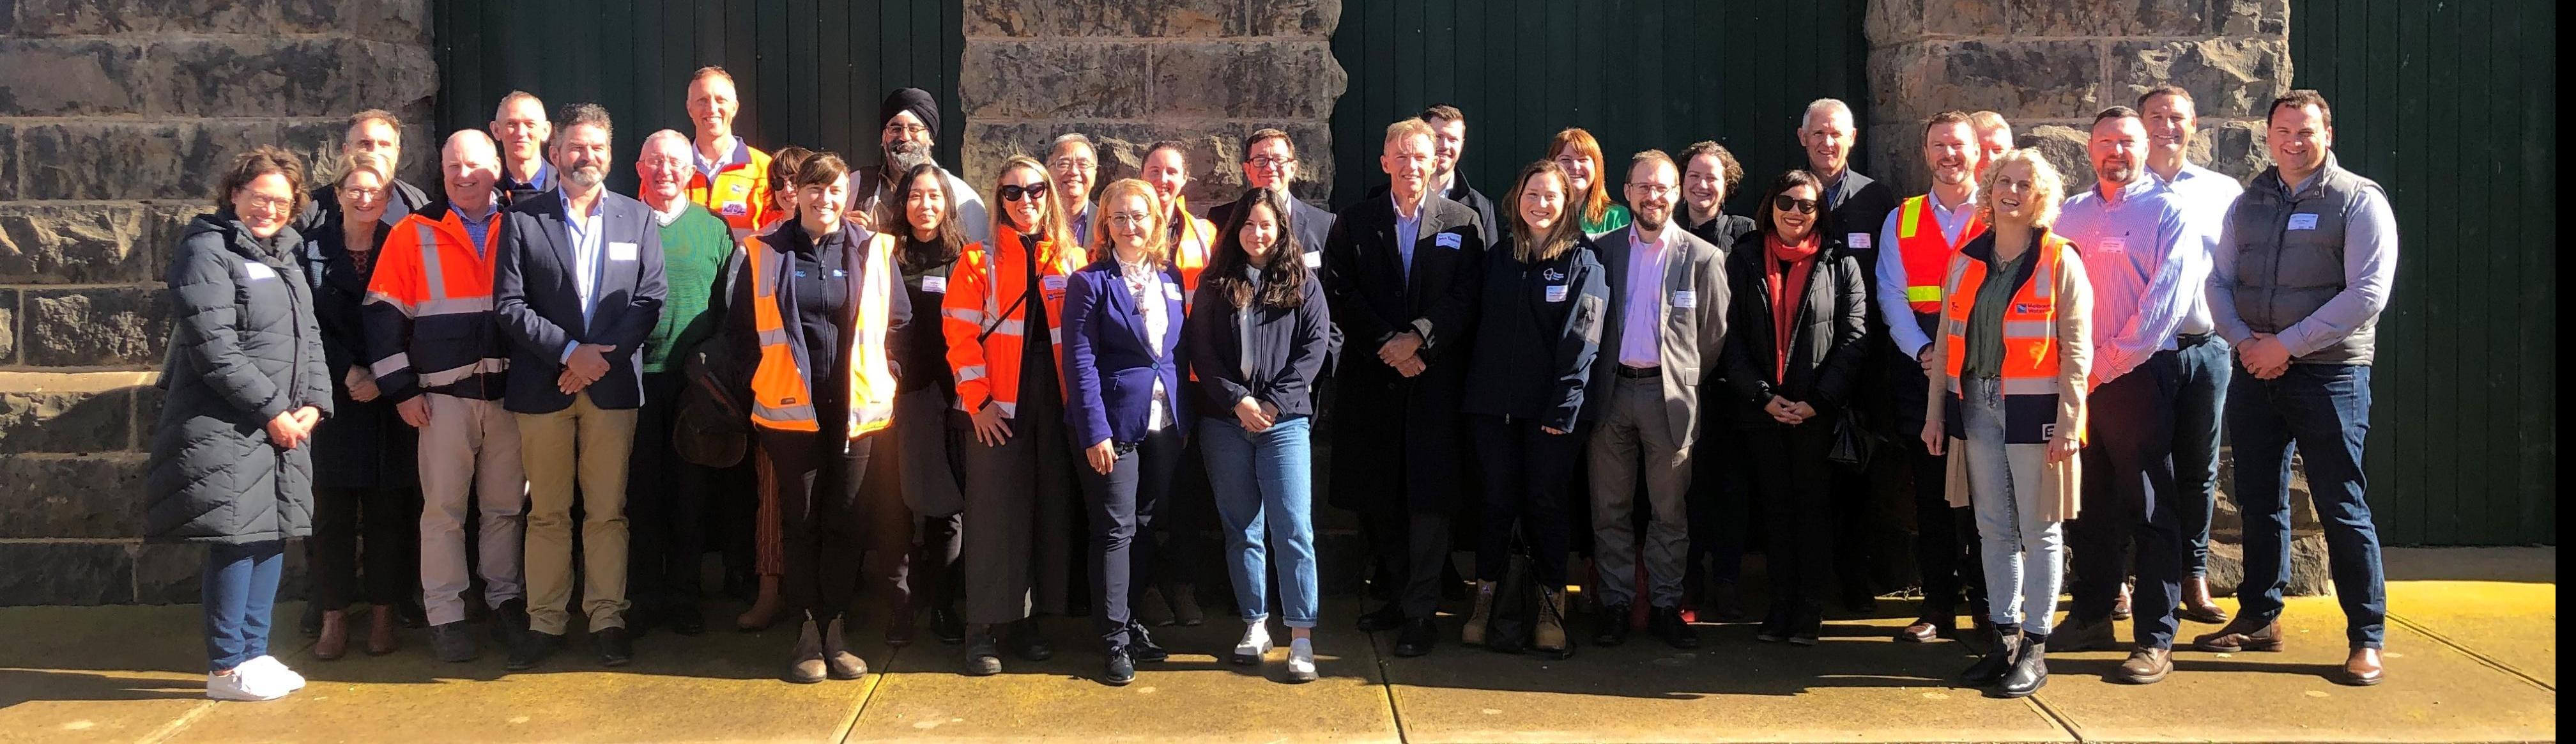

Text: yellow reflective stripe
xmin=1906 ymin=285 xmax=1942 ymax=302
xmin=1897 ymin=196 xmax=1924 ymax=240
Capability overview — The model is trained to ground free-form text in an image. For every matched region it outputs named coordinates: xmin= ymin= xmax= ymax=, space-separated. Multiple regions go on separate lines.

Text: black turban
xmin=880 ymin=88 xmax=939 ymax=138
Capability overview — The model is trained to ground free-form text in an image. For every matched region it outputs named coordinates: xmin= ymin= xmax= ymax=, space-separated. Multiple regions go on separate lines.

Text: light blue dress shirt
xmin=2151 ymin=162 xmax=2244 ymax=337
xmin=2057 ymin=175 xmax=2194 ymax=384
xmin=1874 ymin=188 xmax=1979 ymax=359
xmin=558 ymin=188 xmax=607 ymax=362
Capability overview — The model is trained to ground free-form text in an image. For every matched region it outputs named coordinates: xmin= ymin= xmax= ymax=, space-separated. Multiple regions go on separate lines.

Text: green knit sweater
xmin=641 ymin=204 xmax=734 ymax=374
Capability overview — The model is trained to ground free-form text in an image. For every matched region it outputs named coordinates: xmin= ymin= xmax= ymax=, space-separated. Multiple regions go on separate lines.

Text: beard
xmin=1635 ymin=207 xmax=1669 ymax=233
xmin=564 ymin=157 xmax=607 ymax=189
xmin=885 ymin=140 xmax=933 ymax=173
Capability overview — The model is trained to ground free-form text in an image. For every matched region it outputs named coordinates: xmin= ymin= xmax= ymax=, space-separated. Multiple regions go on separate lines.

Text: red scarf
xmin=1764 ymin=232 xmax=1822 ymax=382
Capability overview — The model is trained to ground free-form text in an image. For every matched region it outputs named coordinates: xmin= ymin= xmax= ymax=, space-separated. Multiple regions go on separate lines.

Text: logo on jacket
xmin=1542 ymin=267 xmax=1567 ymax=283
xmin=2014 ymin=303 xmax=2044 ymax=314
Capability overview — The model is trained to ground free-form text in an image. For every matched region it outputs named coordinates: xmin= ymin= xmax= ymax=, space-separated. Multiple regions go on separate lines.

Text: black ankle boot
xmin=1998 ymin=633 xmax=2049 ymax=698
xmin=1962 ymin=623 xmax=2020 ymax=685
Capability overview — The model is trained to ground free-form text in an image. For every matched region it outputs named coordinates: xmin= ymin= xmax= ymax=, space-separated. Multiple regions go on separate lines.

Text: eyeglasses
xmin=1772 ymin=196 xmax=1819 ymax=214
xmin=997 ymin=182 xmax=1052 ymax=202
xmin=341 ymin=185 xmax=386 ymax=200
xmin=237 ymin=194 xmax=296 ymax=214
xmin=884 ymin=123 xmax=932 ymax=137
xmin=1629 ymin=183 xmax=1676 ymax=199
xmin=1247 ymin=155 xmax=1296 ymax=169
xmin=1105 ymin=212 xmax=1153 ymax=227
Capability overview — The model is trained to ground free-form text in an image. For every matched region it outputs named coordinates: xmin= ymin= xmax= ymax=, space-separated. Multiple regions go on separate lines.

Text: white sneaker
xmin=205 ymin=669 xmax=288 ymax=702
xmin=1230 ymin=622 xmax=1273 ymax=666
xmin=242 ymin=655 xmax=305 ymax=691
xmin=1284 ymin=638 xmax=1318 ymax=683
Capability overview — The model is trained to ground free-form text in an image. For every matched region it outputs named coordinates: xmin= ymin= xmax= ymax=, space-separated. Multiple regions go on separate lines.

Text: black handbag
xmin=1827 ymin=405 xmax=1878 ymax=469
xmin=1483 ymin=534 xmax=1574 ymax=659
xmin=672 ymin=345 xmax=749 ymax=468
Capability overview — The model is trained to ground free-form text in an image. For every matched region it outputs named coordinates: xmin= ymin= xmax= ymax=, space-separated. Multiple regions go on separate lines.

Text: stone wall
xmin=957 ymin=0 xmax=1347 ymax=207
xmin=0 ymin=0 xmax=438 ymax=605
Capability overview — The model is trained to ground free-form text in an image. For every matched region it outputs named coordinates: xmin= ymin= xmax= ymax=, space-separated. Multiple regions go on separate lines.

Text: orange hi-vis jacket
xmin=362 ymin=202 xmax=512 ymax=402
xmin=1168 ymin=196 xmax=1213 ymax=295
xmin=744 ymin=229 xmax=899 ymax=437
xmin=1896 ymin=194 xmax=1988 ymax=314
xmin=942 ymin=229 xmax=1087 ymax=417
xmin=686 ymin=138 xmax=774 ymax=240
xmin=1941 ymin=233 xmax=2080 ymax=444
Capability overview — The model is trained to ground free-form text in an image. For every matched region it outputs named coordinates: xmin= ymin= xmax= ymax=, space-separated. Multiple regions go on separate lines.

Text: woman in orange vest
xmin=943 ymin=155 xmax=1085 ymax=676
xmin=721 ymin=153 xmax=908 ymax=683
xmin=732 ymin=145 xmax=814 ymax=633
xmin=1920 ymin=148 xmax=2094 ymax=699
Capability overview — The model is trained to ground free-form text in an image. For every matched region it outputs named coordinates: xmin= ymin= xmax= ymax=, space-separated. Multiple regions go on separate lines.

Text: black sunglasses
xmin=998 ymin=182 xmax=1052 ymax=202
xmin=1772 ymin=195 xmax=1819 ymax=215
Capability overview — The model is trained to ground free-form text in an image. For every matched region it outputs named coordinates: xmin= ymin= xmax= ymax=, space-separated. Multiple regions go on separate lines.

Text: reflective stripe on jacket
xmin=746 ymin=230 xmax=899 ymax=437
xmin=942 ymin=229 xmax=1085 ymax=417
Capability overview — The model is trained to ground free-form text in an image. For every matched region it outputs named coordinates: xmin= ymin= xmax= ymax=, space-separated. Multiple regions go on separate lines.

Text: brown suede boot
xmin=313 ymin=610 xmax=349 ymax=660
xmin=1533 ymin=588 xmax=1570 ymax=655
xmin=824 ymin=617 xmax=867 ymax=680
xmin=785 ymin=618 xmax=827 ymax=683
xmin=1461 ymin=580 xmax=1495 ymax=646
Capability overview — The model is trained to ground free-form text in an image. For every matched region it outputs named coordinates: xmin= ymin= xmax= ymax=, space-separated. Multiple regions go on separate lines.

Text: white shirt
xmin=1118 ymin=255 xmax=1174 ymax=430
xmin=1619 ymin=225 xmax=1672 ymax=369
xmin=2152 ymin=162 xmax=2246 ymax=337
xmin=558 ymin=188 xmax=606 ymax=361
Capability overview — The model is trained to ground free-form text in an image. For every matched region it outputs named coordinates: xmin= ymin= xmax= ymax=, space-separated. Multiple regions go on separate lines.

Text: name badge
xmin=2287 ymin=213 xmax=2320 ymax=231
xmin=1303 ymin=251 xmax=1323 ymax=269
xmin=921 ymin=275 xmax=947 ymax=293
xmin=1671 ymin=290 xmax=1697 ymax=309
xmin=609 ymin=242 xmax=638 ymax=261
xmin=241 ymin=261 xmax=278 ymax=281
xmin=720 ymin=201 xmax=747 ymax=217
xmin=2097 ymin=236 xmax=2127 ymax=254
xmin=1847 ymin=232 xmax=1873 ymax=251
xmin=1041 ymin=275 xmax=1068 ymax=292
xmin=1545 ymin=284 xmax=1569 ymax=303
xmin=1165 ymin=284 xmax=1184 ymax=302
xmin=1436 ymin=232 xmax=1462 ymax=250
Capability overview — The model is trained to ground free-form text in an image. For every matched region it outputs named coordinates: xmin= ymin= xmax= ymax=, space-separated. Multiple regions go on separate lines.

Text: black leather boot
xmin=1961 ymin=624 xmax=2020 ymax=685
xmin=1997 ymin=634 xmax=2049 ymax=698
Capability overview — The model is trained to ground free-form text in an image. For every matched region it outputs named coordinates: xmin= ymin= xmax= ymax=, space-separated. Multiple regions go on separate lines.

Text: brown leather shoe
xmin=2340 ymin=647 xmax=2384 ymax=686
xmin=2177 ymin=577 xmax=2230 ymax=624
xmin=824 ymin=617 xmax=868 ymax=680
xmin=313 ymin=610 xmax=350 ymax=660
xmin=2111 ymin=582 xmax=2134 ymax=621
xmin=365 ymin=606 xmax=399 ymax=655
xmin=785 ymin=619 xmax=827 ymax=683
xmin=2113 ymin=646 xmax=2173 ymax=684
xmin=2192 ymin=619 xmax=2285 ymax=653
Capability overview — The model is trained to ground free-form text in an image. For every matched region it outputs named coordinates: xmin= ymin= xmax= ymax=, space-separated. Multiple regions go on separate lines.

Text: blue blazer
xmin=494 ymin=188 xmax=667 ymax=414
xmin=1061 ymin=258 xmax=1190 ymax=447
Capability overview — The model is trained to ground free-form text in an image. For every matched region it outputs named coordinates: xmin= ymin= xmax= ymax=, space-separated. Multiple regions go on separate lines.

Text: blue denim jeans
xmin=1200 ymin=415 xmax=1319 ymax=628
xmin=2172 ymin=335 xmax=2232 ymax=578
xmin=2228 ymin=363 xmax=2385 ymax=649
xmin=1961 ymin=377 xmax=2065 ymax=635
xmin=204 ymin=540 xmax=286 ymax=672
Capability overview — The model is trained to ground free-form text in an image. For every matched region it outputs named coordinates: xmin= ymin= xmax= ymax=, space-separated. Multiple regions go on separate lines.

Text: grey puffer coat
xmin=145 ymin=213 xmax=334 ymax=545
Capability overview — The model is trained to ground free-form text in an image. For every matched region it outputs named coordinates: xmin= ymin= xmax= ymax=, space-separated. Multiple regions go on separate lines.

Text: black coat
xmin=300 ymin=217 xmax=415 ymax=490
xmin=1439 ymin=176 xmax=1502 ymax=257
xmin=1461 ymin=235 xmax=1609 ymax=431
xmin=146 ymin=214 xmax=334 ymax=545
xmin=1683 ymin=212 xmax=1757 ymax=262
xmin=1719 ymin=234 xmax=1869 ymax=429
xmin=1319 ymin=190 xmax=1485 ymax=513
xmin=1183 ymin=269 xmax=1332 ymax=421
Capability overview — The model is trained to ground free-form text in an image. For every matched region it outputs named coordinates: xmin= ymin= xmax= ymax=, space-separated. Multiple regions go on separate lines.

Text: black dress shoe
xmin=930 ymin=607 xmax=967 ymax=645
xmin=1126 ymin=622 xmax=1170 ymax=663
xmin=429 ymin=621 xmax=479 ymax=663
xmin=962 ymin=632 xmax=1002 ymax=676
xmin=668 ymin=607 xmax=707 ymax=637
xmin=1790 ymin=610 xmax=1824 ymax=646
xmin=1006 ymin=621 xmax=1054 ymax=662
xmin=1100 ymin=646 xmax=1137 ymax=686
xmin=1593 ymin=603 xmax=1632 ymax=647
xmin=491 ymin=598 xmax=530 ymax=646
xmin=1996 ymin=637 xmax=2049 ymax=698
xmin=1393 ymin=617 xmax=1437 ymax=657
xmin=506 ymin=630 xmax=564 ymax=671
xmin=595 ymin=626 xmax=634 ymax=667
xmin=1649 ymin=606 xmax=1700 ymax=649
xmin=1755 ymin=608 xmax=1791 ymax=643
xmin=1355 ymin=604 xmax=1406 ymax=633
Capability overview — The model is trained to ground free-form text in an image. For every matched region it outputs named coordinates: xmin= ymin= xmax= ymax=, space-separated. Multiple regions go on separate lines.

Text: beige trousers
xmin=417 ymin=394 xmax=526 ymax=627
xmin=516 ymin=391 xmax=638 ymax=634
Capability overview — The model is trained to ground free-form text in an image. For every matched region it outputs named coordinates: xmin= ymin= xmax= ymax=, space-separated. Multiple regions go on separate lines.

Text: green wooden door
xmin=1329 ymin=0 xmax=1873 ymax=213
xmin=2291 ymin=0 xmax=2556 ymax=545
xmin=433 ymin=0 xmax=965 ymax=194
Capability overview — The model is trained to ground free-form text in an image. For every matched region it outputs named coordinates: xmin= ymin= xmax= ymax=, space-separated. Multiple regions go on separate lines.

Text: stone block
xmin=1864 ymin=123 xmax=1928 ymax=198
xmin=144 ymin=38 xmax=344 ymax=118
xmin=18 ymin=120 xmax=231 ymax=201
xmin=19 ymin=286 xmax=166 ymax=368
xmin=0 ymin=453 xmax=148 ymax=538
xmin=0 ymin=203 xmax=158 ymax=284
xmin=0 ymin=541 xmax=133 ymax=605
xmin=2203 ymin=531 xmax=2334 ymax=597
xmin=964 ymin=0 xmax=1240 ymax=38
xmin=1919 ymin=0 xmax=2009 ymax=37
xmin=0 ymin=289 xmax=16 ymax=364
xmin=8 ymin=0 xmax=270 ymax=36
xmin=1863 ymin=0 xmax=1921 ymax=44
xmin=1246 ymin=0 xmax=1340 ymax=37
xmin=0 ymin=122 xmax=16 ymax=201
xmin=343 ymin=40 xmax=441 ymax=118
xmin=2028 ymin=0 xmax=2288 ymax=37
xmin=2195 ymin=118 xmax=2268 ymax=182
xmin=2021 ymin=123 xmax=2095 ymax=188
xmin=1873 ymin=40 xmax=2106 ymax=125
xmin=0 ymin=39 xmax=150 ymax=116
xmin=1150 ymin=41 xmax=1346 ymax=120
xmin=277 ymin=0 xmax=433 ymax=43
xmin=146 ymin=204 xmax=217 ymax=270
xmin=2111 ymin=38 xmax=2292 ymax=121
xmin=0 ymin=389 xmax=132 ymax=455
xmin=132 ymin=381 xmax=164 ymax=430
xmin=959 ymin=40 xmax=1153 ymax=121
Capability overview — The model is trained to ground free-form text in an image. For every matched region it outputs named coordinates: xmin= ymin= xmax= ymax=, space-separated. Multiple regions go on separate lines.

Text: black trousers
xmin=1361 ymin=504 xmax=1453 ymax=620
xmin=2071 ymin=352 xmax=2186 ymax=649
xmin=1685 ymin=417 xmax=1751 ymax=590
xmin=629 ymin=372 xmax=710 ymax=617
xmin=857 ymin=440 xmax=963 ymax=621
xmin=1078 ymin=426 xmax=1183 ymax=647
xmin=312 ymin=485 xmax=420 ymax=610
xmin=1900 ymin=444 xmax=1985 ymax=619
xmin=1468 ymin=415 xmax=1577 ymax=587
xmin=1750 ymin=421 xmax=1837 ymax=617
xmin=754 ymin=428 xmax=873 ymax=623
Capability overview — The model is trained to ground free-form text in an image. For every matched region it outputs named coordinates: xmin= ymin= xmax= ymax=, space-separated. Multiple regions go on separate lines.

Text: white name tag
xmin=1164 ymin=284 xmax=1183 ymax=302
xmin=1303 ymin=251 xmax=1323 ymax=268
xmin=609 ymin=242 xmax=638 ymax=261
xmin=921 ymin=275 xmax=947 ymax=293
xmin=241 ymin=262 xmax=277 ymax=281
xmin=1847 ymin=232 xmax=1873 ymax=250
xmin=1671 ymin=290 xmax=1697 ymax=309
xmin=1545 ymin=284 xmax=1569 ymax=303
xmin=2097 ymin=236 xmax=2127 ymax=254
xmin=1041 ymin=274 xmax=1067 ymax=292
xmin=1436 ymin=232 xmax=1462 ymax=250
xmin=2287 ymin=213 xmax=2320 ymax=231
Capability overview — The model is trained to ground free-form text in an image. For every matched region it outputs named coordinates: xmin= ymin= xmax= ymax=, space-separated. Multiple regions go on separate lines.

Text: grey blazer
xmin=1583 ymin=225 xmax=1731 ymax=448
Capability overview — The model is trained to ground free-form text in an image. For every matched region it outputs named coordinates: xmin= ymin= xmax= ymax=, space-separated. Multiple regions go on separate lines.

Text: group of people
xmin=144 ymin=64 xmax=2398 ymax=703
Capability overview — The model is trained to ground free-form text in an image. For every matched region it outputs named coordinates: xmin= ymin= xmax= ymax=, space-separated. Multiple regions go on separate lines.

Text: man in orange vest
xmin=683 ymin=66 xmax=772 ymax=240
xmin=364 ymin=130 xmax=528 ymax=664
xmin=1877 ymin=111 xmax=1991 ymax=645
xmin=1137 ymin=141 xmax=1213 ymax=291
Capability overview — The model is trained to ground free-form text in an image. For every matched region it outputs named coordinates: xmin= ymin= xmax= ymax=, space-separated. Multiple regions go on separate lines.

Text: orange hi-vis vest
xmin=1896 ymin=194 xmax=1988 ymax=314
xmin=1169 ymin=196 xmax=1213 ymax=295
xmin=365 ymin=204 xmax=511 ymax=399
xmin=1941 ymin=233 xmax=2078 ymax=444
xmin=942 ymin=229 xmax=1086 ymax=417
xmin=686 ymin=139 xmax=774 ymax=241
xmin=746 ymin=230 xmax=898 ymax=437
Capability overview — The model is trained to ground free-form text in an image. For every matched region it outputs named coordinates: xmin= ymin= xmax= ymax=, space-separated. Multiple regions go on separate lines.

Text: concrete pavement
xmin=0 ymin=547 xmax=2552 ymax=743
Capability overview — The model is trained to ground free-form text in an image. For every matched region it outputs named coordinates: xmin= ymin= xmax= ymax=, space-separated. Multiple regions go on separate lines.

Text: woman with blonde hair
xmin=1922 ymin=148 xmax=2094 ymax=699
xmin=1547 ymin=128 xmax=1630 ymax=235
xmin=301 ymin=150 xmax=420 ymax=660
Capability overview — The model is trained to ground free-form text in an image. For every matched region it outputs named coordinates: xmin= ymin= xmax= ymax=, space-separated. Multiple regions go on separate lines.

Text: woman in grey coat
xmin=145 ymin=146 xmax=334 ymax=702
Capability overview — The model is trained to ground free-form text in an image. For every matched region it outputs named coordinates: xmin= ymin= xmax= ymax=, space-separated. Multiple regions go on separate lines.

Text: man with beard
xmin=1877 ymin=112 xmax=1991 ymax=644
xmin=681 ymin=66 xmax=773 ymax=240
xmin=490 ymin=91 xmax=553 ymax=204
xmin=2048 ymin=107 xmax=2196 ymax=685
xmin=493 ymin=103 xmax=668 ymax=670
xmin=852 ymin=88 xmax=988 ymax=244
xmin=1420 ymin=105 xmax=1499 ymax=247
xmin=1048 ymin=133 xmax=1101 ymax=244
